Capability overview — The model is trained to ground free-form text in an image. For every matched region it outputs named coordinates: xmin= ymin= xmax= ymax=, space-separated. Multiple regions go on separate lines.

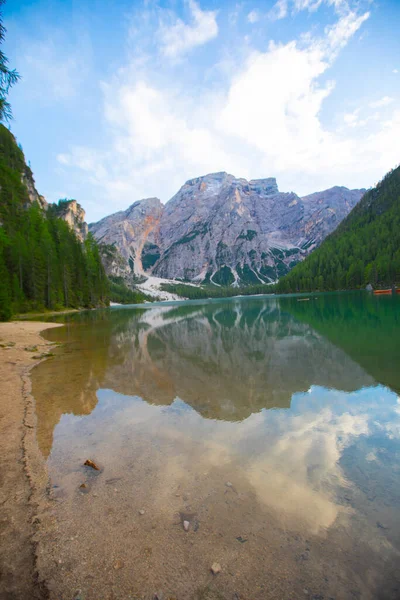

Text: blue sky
xmin=4 ymin=0 xmax=400 ymax=222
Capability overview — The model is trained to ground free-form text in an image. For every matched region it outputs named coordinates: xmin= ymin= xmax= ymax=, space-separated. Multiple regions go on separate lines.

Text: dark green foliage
xmin=0 ymin=229 xmax=11 ymax=320
xmin=238 ymin=229 xmax=257 ymax=241
xmin=276 ymin=261 xmax=289 ymax=278
xmin=212 ymin=266 xmax=235 ymax=286
xmin=260 ymin=265 xmax=276 ymax=280
xmin=277 ymin=165 xmax=400 ymax=293
xmin=0 ymin=125 xmax=109 ymax=320
xmin=0 ymin=2 xmax=20 ymax=122
xmin=202 ymin=269 xmax=213 ymax=285
xmin=108 ymin=276 xmax=153 ymax=304
xmin=169 ymin=224 xmax=209 ymax=250
xmin=236 ymin=263 xmax=260 ymax=285
xmin=160 ymin=282 xmax=274 ymax=300
xmin=269 ymin=247 xmax=284 ymax=260
xmin=141 ymin=242 xmax=161 ymax=270
xmin=285 ymin=247 xmax=301 ymax=257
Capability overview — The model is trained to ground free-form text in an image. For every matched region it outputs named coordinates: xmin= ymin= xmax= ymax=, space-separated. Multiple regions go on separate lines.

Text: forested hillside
xmin=0 ymin=125 xmax=109 ymax=320
xmin=276 ymin=165 xmax=400 ymax=293
xmin=160 ymin=281 xmax=274 ymax=299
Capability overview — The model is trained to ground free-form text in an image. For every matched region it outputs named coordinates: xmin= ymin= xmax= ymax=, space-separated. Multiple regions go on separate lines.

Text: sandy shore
xmin=0 ymin=321 xmax=62 ymax=600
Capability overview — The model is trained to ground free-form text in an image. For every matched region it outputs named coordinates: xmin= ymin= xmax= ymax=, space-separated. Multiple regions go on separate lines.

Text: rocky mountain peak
xmin=90 ymin=172 xmax=366 ymax=286
xmin=249 ymin=177 xmax=279 ymax=196
xmin=185 ymin=171 xmax=231 ymax=186
xmin=125 ymin=197 xmax=162 ymax=215
xmin=55 ymin=199 xmax=88 ymax=242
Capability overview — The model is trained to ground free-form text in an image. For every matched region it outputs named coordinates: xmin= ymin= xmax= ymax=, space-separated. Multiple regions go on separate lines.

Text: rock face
xmin=22 ymin=170 xmax=47 ymax=211
xmin=89 ymin=198 xmax=163 ymax=277
xmin=55 ymin=200 xmax=89 ymax=242
xmin=90 ymin=172 xmax=365 ymax=285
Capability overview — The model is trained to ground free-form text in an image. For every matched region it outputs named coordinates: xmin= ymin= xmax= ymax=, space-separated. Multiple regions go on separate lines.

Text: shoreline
xmin=0 ymin=321 xmax=63 ymax=599
xmin=15 ymin=308 xmax=82 ymax=320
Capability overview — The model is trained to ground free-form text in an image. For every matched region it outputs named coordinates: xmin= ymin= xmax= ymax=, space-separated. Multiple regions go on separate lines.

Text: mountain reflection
xmin=102 ymin=300 xmax=374 ymax=417
xmin=32 ymin=292 xmax=400 ymax=457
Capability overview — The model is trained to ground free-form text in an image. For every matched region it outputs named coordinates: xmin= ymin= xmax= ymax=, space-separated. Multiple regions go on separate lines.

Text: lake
xmin=32 ymin=292 xmax=400 ymax=600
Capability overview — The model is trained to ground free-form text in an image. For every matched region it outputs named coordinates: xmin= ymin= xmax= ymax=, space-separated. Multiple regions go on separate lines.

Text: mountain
xmin=276 ymin=165 xmax=400 ymax=293
xmin=52 ymin=199 xmax=89 ymax=242
xmin=90 ymin=198 xmax=163 ymax=279
xmin=0 ymin=125 xmax=108 ymax=320
xmin=90 ymin=172 xmax=365 ymax=286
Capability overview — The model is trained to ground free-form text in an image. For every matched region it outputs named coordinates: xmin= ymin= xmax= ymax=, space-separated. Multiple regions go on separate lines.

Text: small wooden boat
xmin=374 ymin=289 xmax=393 ymax=295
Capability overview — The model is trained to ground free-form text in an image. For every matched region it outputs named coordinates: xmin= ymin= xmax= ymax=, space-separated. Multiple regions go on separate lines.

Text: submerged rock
xmin=0 ymin=341 xmax=15 ymax=348
xmin=24 ymin=345 xmax=38 ymax=352
xmin=32 ymin=352 xmax=55 ymax=359
xmin=79 ymin=483 xmax=89 ymax=494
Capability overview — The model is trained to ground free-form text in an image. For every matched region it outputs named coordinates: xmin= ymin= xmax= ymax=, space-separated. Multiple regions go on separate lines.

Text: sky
xmin=4 ymin=0 xmax=400 ymax=222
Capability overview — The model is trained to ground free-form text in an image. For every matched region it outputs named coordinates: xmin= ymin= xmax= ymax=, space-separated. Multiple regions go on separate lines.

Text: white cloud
xmin=322 ymin=9 xmax=369 ymax=57
xmin=393 ymin=69 xmax=399 ymax=74
xmin=369 ymin=96 xmax=394 ymax=108
xmin=269 ymin=0 xmax=288 ymax=20
xmin=57 ymin=1 xmax=400 ymax=220
xmin=247 ymin=10 xmax=259 ymax=23
xmin=159 ymin=0 xmax=218 ymax=59
xmin=343 ymin=108 xmax=360 ymax=126
xmin=269 ymin=0 xmax=367 ymax=21
xmin=342 ymin=108 xmax=380 ymax=130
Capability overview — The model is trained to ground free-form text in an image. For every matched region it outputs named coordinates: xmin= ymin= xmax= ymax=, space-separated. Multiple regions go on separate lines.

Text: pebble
xmin=84 ymin=459 xmax=100 ymax=471
xmin=139 ymin=509 xmax=145 ymax=515
xmin=183 ymin=520 xmax=190 ymax=531
xmin=225 ymin=482 xmax=233 ymax=487
xmin=211 ymin=562 xmax=222 ymax=575
xmin=113 ymin=559 xmax=124 ymax=570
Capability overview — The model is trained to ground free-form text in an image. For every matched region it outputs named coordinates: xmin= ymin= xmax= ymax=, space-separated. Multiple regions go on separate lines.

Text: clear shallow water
xmin=32 ymin=293 xmax=400 ymax=600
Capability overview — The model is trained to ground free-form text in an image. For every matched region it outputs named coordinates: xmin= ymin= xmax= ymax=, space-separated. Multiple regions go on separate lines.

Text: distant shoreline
xmin=15 ymin=308 xmax=82 ymax=320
